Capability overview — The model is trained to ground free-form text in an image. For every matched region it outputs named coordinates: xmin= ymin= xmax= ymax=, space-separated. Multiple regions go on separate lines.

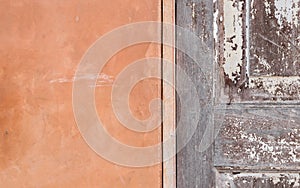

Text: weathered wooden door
xmin=176 ymin=0 xmax=300 ymax=187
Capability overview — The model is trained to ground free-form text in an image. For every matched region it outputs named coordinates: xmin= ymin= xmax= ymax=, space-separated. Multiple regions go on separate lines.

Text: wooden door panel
xmin=215 ymin=107 xmax=300 ymax=170
xmin=213 ymin=0 xmax=300 ymax=187
xmin=216 ymin=172 xmax=300 ymax=187
xmin=215 ymin=0 xmax=300 ymax=102
xmin=250 ymin=0 xmax=300 ymax=77
xmin=176 ymin=0 xmax=300 ymax=187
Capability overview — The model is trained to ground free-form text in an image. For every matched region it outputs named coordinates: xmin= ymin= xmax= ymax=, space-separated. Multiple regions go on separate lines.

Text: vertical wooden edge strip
xmin=176 ymin=0 xmax=215 ymax=187
xmin=162 ymin=0 xmax=176 ymax=187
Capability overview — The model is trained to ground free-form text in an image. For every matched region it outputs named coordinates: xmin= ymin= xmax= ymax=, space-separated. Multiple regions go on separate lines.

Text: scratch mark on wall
xmin=49 ymin=73 xmax=114 ymax=87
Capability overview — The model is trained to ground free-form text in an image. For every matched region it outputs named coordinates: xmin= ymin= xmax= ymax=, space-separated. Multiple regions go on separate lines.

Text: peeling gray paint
xmin=215 ymin=0 xmax=300 ymax=102
xmin=217 ymin=172 xmax=300 ymax=188
xmin=214 ymin=0 xmax=300 ymax=187
xmin=249 ymin=76 xmax=300 ymax=98
xmin=222 ymin=0 xmax=244 ymax=84
xmin=215 ymin=110 xmax=300 ymax=168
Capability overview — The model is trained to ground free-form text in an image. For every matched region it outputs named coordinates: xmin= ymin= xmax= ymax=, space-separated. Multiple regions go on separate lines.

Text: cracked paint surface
xmin=214 ymin=1 xmax=300 ymax=186
xmin=216 ymin=111 xmax=300 ymax=168
xmin=222 ymin=0 xmax=245 ymax=84
xmin=249 ymin=76 xmax=300 ymax=99
xmin=217 ymin=172 xmax=300 ymax=187
xmin=215 ymin=0 xmax=300 ymax=102
xmin=250 ymin=0 xmax=300 ymax=77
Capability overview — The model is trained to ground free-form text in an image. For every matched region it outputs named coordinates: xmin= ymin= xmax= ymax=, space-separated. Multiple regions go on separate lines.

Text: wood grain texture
xmin=215 ymin=106 xmax=300 ymax=170
xmin=213 ymin=0 xmax=300 ymax=187
xmin=215 ymin=0 xmax=300 ymax=103
xmin=216 ymin=172 xmax=300 ymax=187
xmin=176 ymin=0 xmax=215 ymax=187
xmin=178 ymin=0 xmax=300 ymax=187
xmin=250 ymin=0 xmax=300 ymax=77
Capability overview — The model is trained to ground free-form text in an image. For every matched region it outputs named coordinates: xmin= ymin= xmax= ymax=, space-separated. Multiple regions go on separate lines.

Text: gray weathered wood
xmin=216 ymin=172 xmax=300 ymax=187
xmin=213 ymin=0 xmax=300 ymax=187
xmin=177 ymin=0 xmax=300 ymax=187
xmin=215 ymin=106 xmax=300 ymax=170
xmin=215 ymin=0 xmax=300 ymax=103
xmin=176 ymin=0 xmax=215 ymax=187
xmin=250 ymin=0 xmax=300 ymax=77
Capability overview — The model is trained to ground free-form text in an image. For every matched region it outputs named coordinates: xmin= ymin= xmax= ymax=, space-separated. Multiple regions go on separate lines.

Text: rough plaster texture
xmin=0 ymin=1 xmax=162 ymax=187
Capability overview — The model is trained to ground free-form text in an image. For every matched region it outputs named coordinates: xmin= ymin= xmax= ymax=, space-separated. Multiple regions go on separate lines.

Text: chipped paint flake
xmin=217 ymin=114 xmax=300 ymax=167
xmin=249 ymin=76 xmax=300 ymax=97
xmin=216 ymin=0 xmax=300 ymax=102
xmin=223 ymin=0 xmax=244 ymax=83
xmin=264 ymin=1 xmax=272 ymax=15
xmin=219 ymin=173 xmax=300 ymax=187
xmin=274 ymin=0 xmax=300 ymax=28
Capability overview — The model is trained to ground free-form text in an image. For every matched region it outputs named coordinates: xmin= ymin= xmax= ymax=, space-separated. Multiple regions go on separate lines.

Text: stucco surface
xmin=0 ymin=1 xmax=161 ymax=187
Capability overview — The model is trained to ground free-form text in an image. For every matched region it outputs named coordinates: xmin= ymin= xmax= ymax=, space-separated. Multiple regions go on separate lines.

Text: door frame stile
xmin=162 ymin=0 xmax=176 ymax=187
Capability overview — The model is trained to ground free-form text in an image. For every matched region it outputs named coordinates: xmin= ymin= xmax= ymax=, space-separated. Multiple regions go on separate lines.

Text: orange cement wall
xmin=0 ymin=1 xmax=162 ymax=187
